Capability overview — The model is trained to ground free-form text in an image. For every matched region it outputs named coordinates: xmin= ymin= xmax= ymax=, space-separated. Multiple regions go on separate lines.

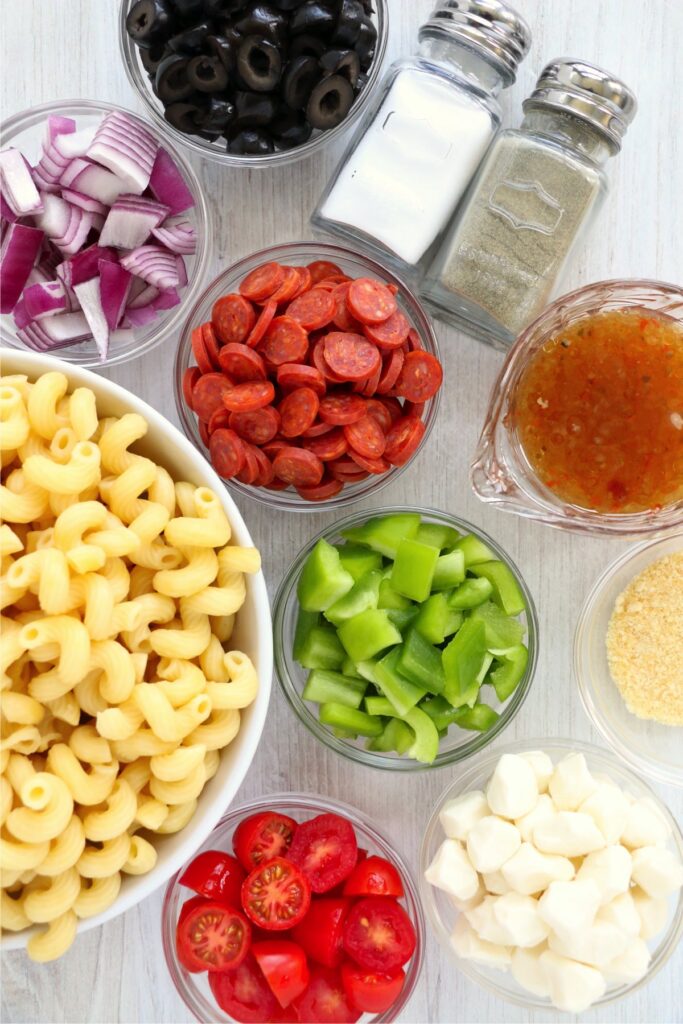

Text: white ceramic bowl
xmin=0 ymin=349 xmax=272 ymax=952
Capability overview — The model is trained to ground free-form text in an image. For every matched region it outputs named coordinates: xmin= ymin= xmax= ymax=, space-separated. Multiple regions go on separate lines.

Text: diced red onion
xmin=34 ymin=192 xmax=72 ymax=239
xmin=149 ymin=148 xmax=194 ymax=215
xmin=60 ymin=158 xmax=127 ymax=206
xmin=23 ymin=279 xmax=69 ymax=319
xmin=119 ymin=245 xmax=180 ymax=290
xmin=18 ymin=310 xmax=91 ymax=350
xmin=123 ymin=287 xmax=181 ymax=327
xmin=0 ymin=223 xmax=44 ymax=313
xmin=176 ymin=255 xmax=188 ymax=289
xmin=53 ymin=206 xmax=93 ymax=256
xmin=13 ymin=298 xmax=31 ymax=329
xmin=0 ymin=149 xmax=44 ymax=216
xmin=99 ymin=193 xmax=169 ymax=249
xmin=73 ymin=278 xmax=110 ymax=361
xmin=86 ymin=111 xmax=157 ymax=195
xmin=53 ymin=126 xmax=97 ymax=159
xmin=61 ymin=188 xmax=107 ymax=215
xmin=128 ymin=282 xmax=159 ymax=309
xmin=99 ymin=260 xmax=132 ymax=330
xmin=151 ymin=214 xmax=196 ymax=255
xmin=1 ymin=194 xmax=17 ymax=222
xmin=44 ymin=116 xmax=76 ymax=147
xmin=67 ymin=243 xmax=117 ymax=287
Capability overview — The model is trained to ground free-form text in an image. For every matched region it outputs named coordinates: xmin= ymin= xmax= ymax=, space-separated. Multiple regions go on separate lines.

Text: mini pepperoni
xmin=302 ymin=420 xmax=334 ymax=438
xmin=236 ymin=443 xmax=260 ymax=484
xmin=212 ymin=294 xmax=257 ymax=344
xmin=262 ymin=438 xmax=289 ymax=459
xmin=277 ymin=363 xmax=326 ymax=396
xmin=395 ymin=350 xmax=443 ymax=402
xmin=208 ymin=406 xmax=231 ymax=434
xmin=269 ymin=266 xmax=301 ymax=304
xmin=404 ymin=401 xmax=426 ymax=420
xmin=332 ymin=282 xmax=363 ymax=332
xmin=191 ymin=325 xmax=213 ymax=375
xmin=312 ymin=338 xmax=345 ymax=382
xmin=239 ymin=262 xmax=285 ymax=302
xmin=229 ymin=406 xmax=281 ymax=445
xmin=279 ymin=387 xmax=320 ymax=438
xmin=361 ymin=359 xmax=382 ymax=397
xmin=198 ymin=418 xmax=210 ymax=448
xmin=329 ymin=457 xmax=370 ymax=482
xmin=202 ymin=322 xmax=221 ymax=367
xmin=264 ymin=478 xmax=288 ymax=491
xmin=273 ymin=447 xmax=324 ymax=488
xmin=286 ymin=288 xmax=336 ymax=331
xmin=303 ymin=427 xmax=348 ymax=461
xmin=344 ymin=414 xmax=386 ymax=459
xmin=219 ymin=343 xmax=267 ymax=382
xmin=380 ymin=396 xmax=403 ymax=422
xmin=407 ymin=328 xmax=423 ymax=351
xmin=251 ymin=445 xmax=275 ymax=486
xmin=290 ymin=265 xmax=312 ymax=299
xmin=364 ymin=398 xmax=393 ymax=434
xmin=193 ymin=373 xmax=234 ymax=421
xmin=384 ymin=415 xmax=426 ymax=466
xmin=222 ymin=380 xmax=275 ymax=413
xmin=182 ymin=366 xmax=200 ymax=410
xmin=245 ymin=299 xmax=277 ymax=349
xmin=348 ymin=450 xmax=390 ymax=474
xmin=262 ymin=317 xmax=309 ymax=366
xmin=209 ymin=428 xmax=245 ymax=479
xmin=377 ymin=348 xmax=405 ymax=395
xmin=307 ymin=260 xmax=343 ymax=284
xmin=296 ymin=476 xmax=344 ymax=502
xmin=324 ymin=333 xmax=381 ymax=382
xmin=318 ymin=393 xmax=367 ymax=425
xmin=364 ymin=309 xmax=410 ymax=350
xmin=347 ymin=277 xmax=397 ymax=325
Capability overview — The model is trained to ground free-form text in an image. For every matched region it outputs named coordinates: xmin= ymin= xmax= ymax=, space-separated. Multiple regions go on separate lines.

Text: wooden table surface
xmin=2 ymin=1 xmax=682 ymax=1021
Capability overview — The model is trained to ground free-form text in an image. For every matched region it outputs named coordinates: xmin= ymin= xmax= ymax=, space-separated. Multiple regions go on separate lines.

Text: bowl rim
xmin=117 ymin=0 xmax=389 ymax=168
xmin=272 ymin=503 xmax=539 ymax=771
xmin=574 ymin=533 xmax=683 ymax=789
xmin=161 ymin=790 xmax=426 ymax=1024
xmin=418 ymin=735 xmax=683 ymax=1012
xmin=0 ymin=97 xmax=213 ymax=369
xmin=0 ymin=347 xmax=273 ymax=951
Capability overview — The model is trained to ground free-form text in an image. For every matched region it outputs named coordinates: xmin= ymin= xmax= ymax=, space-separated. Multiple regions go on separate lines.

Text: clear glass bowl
xmin=575 ymin=535 xmax=683 ymax=789
xmin=471 ymin=279 xmax=683 ymax=536
xmin=273 ymin=505 xmax=538 ymax=771
xmin=419 ymin=737 xmax=683 ymax=1012
xmin=161 ymin=791 xmax=425 ymax=1023
xmin=173 ymin=241 xmax=441 ymax=511
xmin=0 ymin=99 xmax=212 ymax=368
xmin=118 ymin=0 xmax=388 ymax=168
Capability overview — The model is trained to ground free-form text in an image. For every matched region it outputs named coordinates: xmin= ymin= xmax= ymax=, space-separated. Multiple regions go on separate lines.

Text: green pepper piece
xmin=391 ymin=538 xmax=440 ymax=602
xmin=442 ymin=617 xmax=488 ymax=708
xmin=366 ymin=717 xmax=414 ymax=754
xmin=364 ymin=695 xmax=396 ymax=717
xmin=448 ymin=577 xmax=494 ymax=610
xmin=469 ymin=600 xmax=524 ymax=651
xmin=477 ymin=652 xmax=494 ymax=685
xmin=333 ymin=727 xmax=358 ymax=739
xmin=443 ymin=607 xmax=464 ymax=637
xmin=416 ymin=522 xmax=461 ymax=550
xmin=403 ymin=706 xmax=440 ymax=763
xmin=374 ymin=647 xmax=426 ymax=715
xmin=431 ymin=550 xmax=466 ymax=591
xmin=453 ymin=533 xmax=496 ymax=567
xmin=355 ymin=660 xmax=380 ymax=684
xmin=342 ymin=655 xmax=363 ymax=678
xmin=337 ymin=609 xmax=402 ymax=662
xmin=319 ymin=702 xmax=384 ymax=737
xmin=302 ymin=669 xmax=367 ymax=708
xmin=386 ymin=606 xmax=420 ymax=633
xmin=490 ymin=644 xmax=529 ymax=701
xmin=296 ymin=625 xmax=346 ymax=670
xmin=470 ymin=560 xmax=526 ymax=616
xmin=420 ymin=695 xmax=470 ymax=732
xmin=293 ymin=609 xmax=320 ymax=662
xmin=397 ymin=628 xmax=445 ymax=694
xmin=341 ymin=513 xmax=421 ymax=559
xmin=297 ymin=539 xmax=355 ymax=612
xmin=337 ymin=543 xmax=384 ymax=582
xmin=456 ymin=703 xmax=500 ymax=732
xmin=377 ymin=577 xmax=413 ymax=610
xmin=414 ymin=592 xmax=449 ymax=644
xmin=324 ymin=570 xmax=382 ymax=626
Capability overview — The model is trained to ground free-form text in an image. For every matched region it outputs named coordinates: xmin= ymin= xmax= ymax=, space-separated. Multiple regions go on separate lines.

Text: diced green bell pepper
xmin=342 ymin=655 xmax=363 ymax=678
xmin=324 ymin=570 xmax=382 ymax=626
xmin=431 ymin=549 xmax=466 ymax=591
xmin=366 ymin=717 xmax=414 ymax=755
xmin=386 ymin=606 xmax=419 ymax=632
xmin=364 ymin=695 xmax=396 ymax=717
xmin=337 ymin=609 xmax=401 ymax=662
xmin=391 ymin=538 xmax=439 ymax=602
xmin=397 ymin=628 xmax=445 ymax=694
xmin=403 ymin=706 xmax=440 ymax=763
xmin=477 ymin=652 xmax=494 ymax=685
xmin=453 ymin=534 xmax=496 ymax=567
xmin=470 ymin=600 xmax=524 ymax=651
xmin=421 ymin=695 xmax=470 ymax=732
xmin=490 ymin=644 xmax=528 ymax=701
xmin=416 ymin=522 xmax=461 ymax=550
xmin=333 ymin=727 xmax=357 ymax=739
xmin=442 ymin=617 xmax=488 ymax=708
xmin=456 ymin=703 xmax=500 ymax=731
xmin=337 ymin=544 xmax=383 ymax=582
xmin=470 ymin=560 xmax=526 ymax=616
xmin=297 ymin=539 xmax=354 ymax=611
xmin=355 ymin=660 xmax=380 ymax=684
xmin=414 ymin=592 xmax=449 ymax=644
xmin=319 ymin=703 xmax=383 ymax=737
xmin=302 ymin=670 xmax=367 ymax=708
xmin=293 ymin=609 xmax=320 ymax=662
xmin=296 ymin=625 xmax=345 ymax=670
xmin=341 ymin=513 xmax=421 ymax=559
xmin=443 ymin=607 xmax=464 ymax=637
xmin=374 ymin=647 xmax=426 ymax=715
xmin=448 ymin=577 xmax=494 ymax=610
xmin=377 ymin=577 xmax=413 ymax=610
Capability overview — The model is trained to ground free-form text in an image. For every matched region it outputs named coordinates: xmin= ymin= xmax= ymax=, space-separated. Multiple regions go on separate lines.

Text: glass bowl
xmin=575 ymin=535 xmax=683 ymax=789
xmin=119 ymin=0 xmax=388 ymax=168
xmin=419 ymin=737 xmax=683 ymax=1013
xmin=471 ymin=279 xmax=683 ymax=537
xmin=0 ymin=99 xmax=212 ymax=369
xmin=161 ymin=791 xmax=425 ymax=1023
xmin=173 ymin=241 xmax=441 ymax=511
xmin=273 ymin=505 xmax=538 ymax=771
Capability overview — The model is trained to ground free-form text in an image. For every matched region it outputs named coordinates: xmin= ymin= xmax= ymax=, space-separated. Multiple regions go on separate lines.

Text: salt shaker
xmin=311 ymin=0 xmax=531 ymax=281
xmin=421 ymin=59 xmax=637 ymax=347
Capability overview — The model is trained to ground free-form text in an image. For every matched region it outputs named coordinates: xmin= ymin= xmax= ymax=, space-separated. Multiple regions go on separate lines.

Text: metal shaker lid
xmin=420 ymin=0 xmax=532 ymax=85
xmin=523 ymin=58 xmax=637 ymax=151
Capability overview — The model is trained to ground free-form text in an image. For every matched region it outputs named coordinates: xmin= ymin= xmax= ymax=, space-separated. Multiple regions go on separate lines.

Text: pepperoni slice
xmin=193 ymin=373 xmax=234 ymax=421
xmin=262 ymin=438 xmax=289 ymax=460
xmin=332 ymin=283 xmax=363 ymax=332
xmin=277 ymin=363 xmax=326 ymax=396
xmin=236 ymin=443 xmax=260 ymax=485
xmin=407 ymin=328 xmax=423 ymax=351
xmin=222 ymin=381 xmax=275 ymax=413
xmin=348 ymin=450 xmax=390 ymax=474
xmin=307 ymin=260 xmax=343 ymax=284
xmin=302 ymin=420 xmax=334 ymax=438
xmin=269 ymin=266 xmax=301 ymax=304
xmin=379 ymin=396 xmax=403 ymax=422
xmin=311 ymin=338 xmax=345 ymax=383
xmin=191 ymin=325 xmax=213 ymax=375
xmin=201 ymin=322 xmax=221 ymax=368
xmin=291 ymin=265 xmax=312 ymax=299
xmin=245 ymin=299 xmax=277 ymax=349
xmin=377 ymin=348 xmax=405 ymax=395
xmin=404 ymin=401 xmax=426 ymax=420
xmin=198 ymin=418 xmax=210 ymax=448
xmin=364 ymin=398 xmax=393 ymax=434
xmin=303 ymin=427 xmax=348 ymax=461
xmin=262 ymin=317 xmax=309 ymax=366
xmin=212 ymin=294 xmax=257 ymax=345
xmin=279 ymin=387 xmax=320 ymax=438
xmin=239 ymin=262 xmax=285 ymax=303
xmin=250 ymin=445 xmax=275 ymax=486
xmin=347 ymin=278 xmax=397 ymax=325
xmin=360 ymin=359 xmax=382 ymax=397
xmin=182 ymin=366 xmax=200 ymax=410
xmin=324 ymin=333 xmax=381 ymax=382
xmin=208 ymin=406 xmax=231 ymax=434
xmin=344 ymin=415 xmax=386 ymax=459
xmin=384 ymin=415 xmax=426 ymax=466
xmin=264 ymin=478 xmax=288 ymax=491
xmin=318 ymin=394 xmax=367 ymax=426
xmin=273 ymin=447 xmax=324 ymax=488
xmin=296 ymin=476 xmax=344 ymax=502
xmin=329 ymin=457 xmax=370 ymax=482
xmin=229 ymin=406 xmax=281 ymax=445
xmin=394 ymin=351 xmax=443 ymax=402
xmin=219 ymin=343 xmax=267 ymax=382
xmin=286 ymin=289 xmax=336 ymax=331
xmin=209 ymin=428 xmax=245 ymax=479
xmin=364 ymin=309 xmax=410 ymax=350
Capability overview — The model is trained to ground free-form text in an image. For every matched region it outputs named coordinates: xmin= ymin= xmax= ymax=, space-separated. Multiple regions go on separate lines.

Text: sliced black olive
xmin=202 ymin=0 xmax=243 ymax=14
xmin=126 ymin=0 xmax=174 ymax=48
xmin=332 ymin=0 xmax=363 ymax=46
xmin=216 ymin=20 xmax=243 ymax=47
xmin=282 ymin=55 xmax=321 ymax=109
xmin=140 ymin=41 xmax=168 ymax=75
xmin=289 ymin=33 xmax=326 ymax=60
xmin=270 ymin=108 xmax=313 ymax=148
xmin=164 ymin=100 xmax=206 ymax=133
xmin=200 ymin=95 xmax=236 ymax=131
xmin=227 ymin=128 xmax=275 ymax=154
xmin=206 ymin=34 xmax=235 ymax=70
xmin=319 ymin=48 xmax=360 ymax=87
xmin=272 ymin=0 xmax=307 ymax=9
xmin=290 ymin=2 xmax=336 ymax=37
xmin=355 ymin=16 xmax=377 ymax=70
xmin=306 ymin=73 xmax=353 ymax=129
xmin=187 ymin=54 xmax=229 ymax=91
xmin=172 ymin=0 xmax=203 ymax=19
xmin=234 ymin=3 xmax=287 ymax=44
xmin=155 ymin=54 xmax=195 ymax=102
xmin=167 ymin=21 xmax=213 ymax=52
xmin=234 ymin=90 xmax=279 ymax=126
xmin=237 ymin=35 xmax=282 ymax=92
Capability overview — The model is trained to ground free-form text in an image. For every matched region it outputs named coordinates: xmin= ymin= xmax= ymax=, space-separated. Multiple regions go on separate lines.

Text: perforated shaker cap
xmin=420 ymin=0 xmax=532 ymax=85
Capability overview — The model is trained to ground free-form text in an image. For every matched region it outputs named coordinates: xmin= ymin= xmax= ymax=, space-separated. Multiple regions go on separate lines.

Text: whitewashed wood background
xmin=2 ymin=0 xmax=682 ymax=1021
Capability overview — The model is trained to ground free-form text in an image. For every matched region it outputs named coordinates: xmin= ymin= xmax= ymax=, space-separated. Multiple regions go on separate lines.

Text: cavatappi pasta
xmin=0 ymin=371 xmax=261 ymax=962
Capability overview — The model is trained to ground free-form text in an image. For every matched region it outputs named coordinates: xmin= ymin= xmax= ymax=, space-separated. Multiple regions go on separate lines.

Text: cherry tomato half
xmin=291 ymin=897 xmax=350 ymax=968
xmin=342 ymin=897 xmax=416 ymax=973
xmin=287 ymin=813 xmax=358 ymax=894
xmin=176 ymin=900 xmax=251 ymax=973
xmin=341 ymin=961 xmax=406 ymax=1014
xmin=252 ymin=939 xmax=310 ymax=1009
xmin=179 ymin=850 xmax=246 ymax=907
xmin=241 ymin=856 xmax=311 ymax=932
xmin=343 ymin=855 xmax=404 ymax=898
xmin=291 ymin=965 xmax=361 ymax=1023
xmin=209 ymin=953 xmax=285 ymax=1024
xmin=233 ymin=811 xmax=298 ymax=872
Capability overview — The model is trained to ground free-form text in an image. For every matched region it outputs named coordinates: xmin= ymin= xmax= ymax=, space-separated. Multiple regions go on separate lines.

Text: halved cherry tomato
xmin=176 ymin=900 xmax=251 ymax=973
xmin=209 ymin=953 xmax=285 ymax=1024
xmin=241 ymin=857 xmax=311 ymax=932
xmin=291 ymin=965 xmax=361 ymax=1023
xmin=291 ymin=897 xmax=350 ymax=968
xmin=233 ymin=811 xmax=298 ymax=871
xmin=343 ymin=897 xmax=416 ymax=973
xmin=287 ymin=813 xmax=358 ymax=894
xmin=179 ymin=850 xmax=246 ymax=907
xmin=343 ymin=856 xmax=404 ymax=898
xmin=252 ymin=940 xmax=310 ymax=1008
xmin=341 ymin=962 xmax=405 ymax=1014
xmin=178 ymin=895 xmax=209 ymax=927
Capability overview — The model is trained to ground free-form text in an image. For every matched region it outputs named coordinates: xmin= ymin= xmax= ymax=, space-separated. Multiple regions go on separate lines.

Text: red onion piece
xmin=44 ymin=116 xmax=76 ymax=147
xmin=99 ymin=260 xmax=132 ymax=331
xmin=0 ymin=223 xmax=44 ymax=313
xmin=98 ymin=193 xmax=169 ymax=249
xmin=151 ymin=214 xmax=196 ymax=255
xmin=60 ymin=158 xmax=127 ymax=206
xmin=0 ymin=149 xmax=44 ymax=216
xmin=73 ymin=278 xmax=110 ymax=361
xmin=119 ymin=245 xmax=180 ymax=290
xmin=149 ymin=148 xmax=194 ymax=215
xmin=61 ymin=188 xmax=108 ymax=215
xmin=23 ymin=279 xmax=69 ymax=320
xmin=86 ymin=111 xmax=158 ymax=195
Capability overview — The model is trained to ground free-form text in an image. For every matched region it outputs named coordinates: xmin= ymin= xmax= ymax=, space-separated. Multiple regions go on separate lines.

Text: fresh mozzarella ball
xmin=466 ymin=895 xmax=515 ymax=945
xmin=621 ymin=798 xmax=672 ymax=850
xmin=486 ymin=754 xmax=539 ymax=820
xmin=540 ymin=950 xmax=607 ymax=1013
xmin=516 ymin=794 xmax=556 ymax=843
xmin=630 ymin=846 xmax=683 ymax=899
xmin=548 ymin=753 xmax=598 ymax=811
xmin=467 ymin=816 xmax=521 ymax=874
xmin=576 ymin=845 xmax=632 ymax=905
xmin=448 ymin=877 xmax=486 ymax=913
xmin=439 ymin=791 xmax=490 ymax=841
xmin=425 ymin=838 xmax=480 ymax=901
xmin=511 ymin=943 xmax=551 ymax=997
xmin=493 ymin=892 xmax=550 ymax=948
xmin=450 ymin=914 xmax=512 ymax=969
xmin=483 ymin=870 xmax=512 ymax=895
xmin=597 ymin=891 xmax=641 ymax=938
xmin=520 ymin=751 xmax=554 ymax=793
xmin=580 ymin=782 xmax=630 ymax=844
xmin=533 ymin=811 xmax=606 ymax=857
xmin=548 ymin=919 xmax=629 ymax=968
xmin=502 ymin=843 xmax=575 ymax=896
xmin=603 ymin=937 xmax=651 ymax=985
xmin=538 ymin=879 xmax=602 ymax=937
xmin=631 ymin=887 xmax=669 ymax=940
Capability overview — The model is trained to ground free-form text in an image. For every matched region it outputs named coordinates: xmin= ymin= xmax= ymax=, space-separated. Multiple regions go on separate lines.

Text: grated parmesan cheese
xmin=606 ymin=551 xmax=683 ymax=726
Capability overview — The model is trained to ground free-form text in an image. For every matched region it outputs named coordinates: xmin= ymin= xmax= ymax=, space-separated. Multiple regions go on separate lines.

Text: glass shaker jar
xmin=311 ymin=0 xmax=531 ymax=283
xmin=421 ymin=59 xmax=638 ymax=347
